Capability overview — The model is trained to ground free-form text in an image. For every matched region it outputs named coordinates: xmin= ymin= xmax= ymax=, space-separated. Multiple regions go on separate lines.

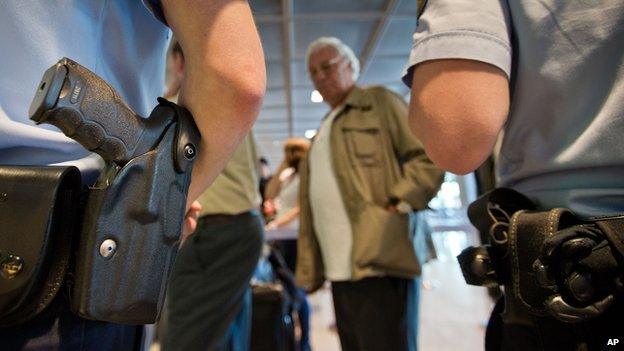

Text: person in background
xmin=159 ymin=40 xmax=264 ymax=351
xmin=264 ymin=138 xmax=311 ymax=351
xmin=258 ymin=158 xmax=272 ymax=203
xmin=0 ymin=1 xmax=265 ymax=350
xmin=404 ymin=1 xmax=624 ymax=349
xmin=297 ymin=36 xmax=444 ymax=351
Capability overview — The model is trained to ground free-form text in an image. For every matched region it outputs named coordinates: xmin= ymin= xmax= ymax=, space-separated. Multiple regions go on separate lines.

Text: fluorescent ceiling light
xmin=310 ymin=90 xmax=323 ymax=103
xmin=304 ymin=129 xmax=317 ymax=139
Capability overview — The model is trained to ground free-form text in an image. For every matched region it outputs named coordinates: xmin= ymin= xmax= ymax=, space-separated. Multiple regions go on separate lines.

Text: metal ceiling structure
xmin=250 ymin=0 xmax=418 ymax=166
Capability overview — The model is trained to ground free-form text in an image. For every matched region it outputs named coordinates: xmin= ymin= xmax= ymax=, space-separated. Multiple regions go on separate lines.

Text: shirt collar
xmin=343 ymin=86 xmax=372 ymax=110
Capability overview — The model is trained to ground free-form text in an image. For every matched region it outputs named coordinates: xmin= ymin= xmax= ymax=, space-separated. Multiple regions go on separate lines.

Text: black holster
xmin=458 ymin=188 xmax=624 ymax=325
xmin=0 ymin=100 xmax=199 ymax=326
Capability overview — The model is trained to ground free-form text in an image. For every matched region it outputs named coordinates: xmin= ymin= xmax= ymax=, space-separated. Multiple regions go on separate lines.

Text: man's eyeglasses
xmin=308 ymin=56 xmax=344 ymax=78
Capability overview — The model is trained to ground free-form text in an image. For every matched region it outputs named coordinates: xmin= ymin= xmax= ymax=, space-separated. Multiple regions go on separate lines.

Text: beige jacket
xmin=295 ymin=86 xmax=444 ymax=292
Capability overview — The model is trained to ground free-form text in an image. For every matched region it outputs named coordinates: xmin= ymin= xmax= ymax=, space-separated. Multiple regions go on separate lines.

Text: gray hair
xmin=306 ymin=37 xmax=360 ymax=81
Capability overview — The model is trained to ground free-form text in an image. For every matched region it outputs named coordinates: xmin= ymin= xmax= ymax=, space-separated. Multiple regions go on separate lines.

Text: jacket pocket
xmin=343 ymin=127 xmax=382 ymax=167
xmin=352 ymin=204 xmax=420 ymax=278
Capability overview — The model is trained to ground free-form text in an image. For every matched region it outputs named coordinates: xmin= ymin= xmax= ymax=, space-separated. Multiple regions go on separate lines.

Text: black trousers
xmin=486 ymin=295 xmax=624 ymax=351
xmin=162 ymin=211 xmax=263 ymax=351
xmin=331 ymin=276 xmax=410 ymax=351
xmin=0 ymin=293 xmax=141 ymax=351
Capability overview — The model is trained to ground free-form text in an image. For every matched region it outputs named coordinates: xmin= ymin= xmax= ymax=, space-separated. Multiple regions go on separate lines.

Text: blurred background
xmin=249 ymin=0 xmax=415 ymax=165
xmin=247 ymin=1 xmax=494 ymax=350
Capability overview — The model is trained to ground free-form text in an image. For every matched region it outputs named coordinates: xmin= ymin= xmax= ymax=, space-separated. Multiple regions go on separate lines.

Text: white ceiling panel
xmin=254 ymin=124 xmax=290 ymax=134
xmin=386 ymin=82 xmax=411 ymax=97
xmin=294 ymin=0 xmax=387 ymax=14
xmin=291 ymin=87 xmax=319 ymax=107
xmin=396 ymin=0 xmax=418 ymax=15
xmin=375 ymin=17 xmax=416 ymax=56
xmin=257 ymin=106 xmax=288 ymax=121
xmin=258 ymin=22 xmax=284 ymax=62
xmin=359 ymin=56 xmax=407 ymax=85
xmin=291 ymin=60 xmax=314 ymax=88
xmin=294 ymin=104 xmax=330 ymax=119
xmin=250 ymin=0 xmax=282 ymax=15
xmin=294 ymin=20 xmax=376 ymax=59
xmin=266 ymin=62 xmax=285 ymax=89
xmin=262 ymin=89 xmax=287 ymax=107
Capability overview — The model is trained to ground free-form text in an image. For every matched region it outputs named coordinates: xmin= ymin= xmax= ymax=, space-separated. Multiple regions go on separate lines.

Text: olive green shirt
xmin=197 ymin=133 xmax=261 ymax=216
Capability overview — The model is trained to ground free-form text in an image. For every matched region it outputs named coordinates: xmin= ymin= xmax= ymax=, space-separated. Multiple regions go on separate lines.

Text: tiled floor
xmin=307 ymin=230 xmax=493 ymax=351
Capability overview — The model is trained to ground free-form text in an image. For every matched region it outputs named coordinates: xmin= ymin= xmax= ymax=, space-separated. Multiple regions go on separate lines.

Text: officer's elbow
xmin=224 ymin=65 xmax=266 ymax=127
xmin=424 ymin=144 xmax=487 ymax=175
xmin=415 ymin=117 xmax=501 ymax=175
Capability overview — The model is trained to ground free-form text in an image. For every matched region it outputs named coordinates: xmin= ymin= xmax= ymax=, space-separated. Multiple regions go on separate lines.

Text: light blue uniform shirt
xmin=0 ymin=1 xmax=170 ymax=176
xmin=404 ymin=1 xmax=624 ymax=217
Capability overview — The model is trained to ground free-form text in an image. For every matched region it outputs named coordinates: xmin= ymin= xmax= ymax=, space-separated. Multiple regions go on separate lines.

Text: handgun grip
xmin=29 ymin=58 xmax=147 ymax=165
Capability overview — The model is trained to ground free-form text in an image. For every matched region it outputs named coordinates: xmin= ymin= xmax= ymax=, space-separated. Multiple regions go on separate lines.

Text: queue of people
xmin=0 ymin=1 xmax=622 ymax=351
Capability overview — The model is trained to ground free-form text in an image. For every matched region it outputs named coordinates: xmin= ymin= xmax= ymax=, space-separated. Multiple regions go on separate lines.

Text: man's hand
xmin=180 ymin=200 xmax=202 ymax=246
xmin=387 ymin=204 xmax=398 ymax=213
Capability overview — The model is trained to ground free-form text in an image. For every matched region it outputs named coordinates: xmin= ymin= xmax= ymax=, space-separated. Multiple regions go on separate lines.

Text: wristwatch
xmin=396 ymin=201 xmax=413 ymax=214
xmin=389 ymin=197 xmax=413 ymax=214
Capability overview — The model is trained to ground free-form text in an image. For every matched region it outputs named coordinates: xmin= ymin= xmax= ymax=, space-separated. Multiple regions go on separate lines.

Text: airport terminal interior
xmin=151 ymin=0 xmax=495 ymax=350
xmin=3 ymin=0 xmax=622 ymax=350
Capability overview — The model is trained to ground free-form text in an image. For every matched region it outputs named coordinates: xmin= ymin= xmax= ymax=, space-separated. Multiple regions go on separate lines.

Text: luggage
xmin=250 ymin=282 xmax=296 ymax=351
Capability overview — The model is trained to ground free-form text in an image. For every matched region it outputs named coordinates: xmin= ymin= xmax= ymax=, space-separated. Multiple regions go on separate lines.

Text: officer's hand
xmin=180 ymin=201 xmax=202 ymax=247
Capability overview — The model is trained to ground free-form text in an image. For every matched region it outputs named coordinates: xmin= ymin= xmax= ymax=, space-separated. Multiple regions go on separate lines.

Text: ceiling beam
xmin=281 ymin=0 xmax=295 ymax=137
xmin=255 ymin=12 xmax=413 ymax=23
xmin=265 ymin=52 xmax=411 ymax=64
xmin=358 ymin=0 xmax=399 ymax=77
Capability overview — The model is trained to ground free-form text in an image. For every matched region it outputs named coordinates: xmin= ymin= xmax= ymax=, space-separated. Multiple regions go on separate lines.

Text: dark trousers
xmin=162 ymin=211 xmax=263 ymax=351
xmin=486 ymin=295 xmax=624 ymax=351
xmin=0 ymin=293 xmax=141 ymax=351
xmin=272 ymin=239 xmax=311 ymax=350
xmin=331 ymin=276 xmax=410 ymax=351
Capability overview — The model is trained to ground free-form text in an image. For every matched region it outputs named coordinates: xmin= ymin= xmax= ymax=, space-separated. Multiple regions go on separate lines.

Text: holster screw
xmin=184 ymin=144 xmax=196 ymax=160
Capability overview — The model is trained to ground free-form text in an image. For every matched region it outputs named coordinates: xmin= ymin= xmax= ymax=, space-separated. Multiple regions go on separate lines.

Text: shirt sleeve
xmin=402 ymin=0 xmax=513 ymax=87
xmin=142 ymin=0 xmax=168 ymax=26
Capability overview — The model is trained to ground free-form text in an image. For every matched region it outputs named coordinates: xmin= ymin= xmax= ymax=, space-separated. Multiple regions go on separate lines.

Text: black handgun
xmin=29 ymin=58 xmax=201 ymax=324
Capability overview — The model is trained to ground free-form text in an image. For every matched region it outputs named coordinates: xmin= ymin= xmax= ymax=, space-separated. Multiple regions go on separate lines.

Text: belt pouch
xmin=0 ymin=166 xmax=81 ymax=326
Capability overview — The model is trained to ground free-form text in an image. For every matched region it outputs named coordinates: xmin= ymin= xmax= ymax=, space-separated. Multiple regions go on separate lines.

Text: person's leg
xmin=162 ymin=212 xmax=263 ymax=351
xmin=297 ymin=289 xmax=311 ymax=351
xmin=406 ymin=277 xmax=421 ymax=351
xmin=331 ymin=281 xmax=361 ymax=351
xmin=222 ymin=288 xmax=252 ymax=351
xmin=0 ymin=294 xmax=141 ymax=351
xmin=331 ymin=277 xmax=410 ymax=351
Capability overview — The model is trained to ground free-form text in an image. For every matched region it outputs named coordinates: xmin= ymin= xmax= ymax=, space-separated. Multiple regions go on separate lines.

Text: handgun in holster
xmin=457 ymin=188 xmax=624 ymax=325
xmin=24 ymin=57 xmax=200 ymax=324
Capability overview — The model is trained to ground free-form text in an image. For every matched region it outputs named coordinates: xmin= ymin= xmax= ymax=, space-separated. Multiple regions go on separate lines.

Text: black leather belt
xmin=200 ymin=209 xmax=260 ymax=224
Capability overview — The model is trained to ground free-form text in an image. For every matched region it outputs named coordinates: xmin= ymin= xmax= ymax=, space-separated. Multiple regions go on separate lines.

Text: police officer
xmin=0 ymin=0 xmax=265 ymax=349
xmin=403 ymin=1 xmax=624 ymax=350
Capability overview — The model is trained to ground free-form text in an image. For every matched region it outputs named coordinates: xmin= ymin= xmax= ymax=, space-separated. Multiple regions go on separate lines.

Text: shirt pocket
xmin=343 ymin=127 xmax=382 ymax=167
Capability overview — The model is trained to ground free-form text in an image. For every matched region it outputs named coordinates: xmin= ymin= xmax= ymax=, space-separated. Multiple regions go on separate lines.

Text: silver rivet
xmin=99 ymin=239 xmax=117 ymax=259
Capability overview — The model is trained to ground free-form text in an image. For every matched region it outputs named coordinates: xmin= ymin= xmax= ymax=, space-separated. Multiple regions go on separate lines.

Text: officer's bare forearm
xmin=162 ymin=0 xmax=266 ymax=204
xmin=408 ymin=59 xmax=509 ymax=175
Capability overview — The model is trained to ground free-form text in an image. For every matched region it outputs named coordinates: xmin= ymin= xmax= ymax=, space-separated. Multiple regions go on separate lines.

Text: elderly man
xmin=296 ymin=37 xmax=444 ymax=351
